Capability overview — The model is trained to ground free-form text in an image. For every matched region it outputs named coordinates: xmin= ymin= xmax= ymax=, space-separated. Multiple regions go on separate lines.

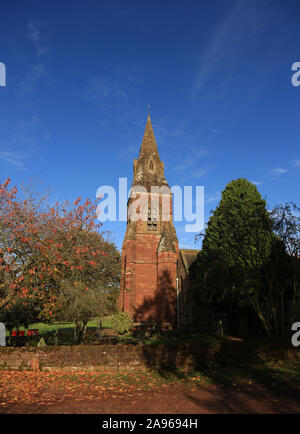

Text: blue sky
xmin=0 ymin=0 xmax=299 ymax=251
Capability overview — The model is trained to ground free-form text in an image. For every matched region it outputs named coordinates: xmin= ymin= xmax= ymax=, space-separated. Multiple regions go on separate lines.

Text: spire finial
xmin=148 ymin=104 xmax=150 ymax=119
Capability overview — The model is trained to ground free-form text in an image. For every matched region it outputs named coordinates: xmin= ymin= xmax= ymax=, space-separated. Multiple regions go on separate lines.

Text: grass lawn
xmin=5 ymin=316 xmax=113 ymax=337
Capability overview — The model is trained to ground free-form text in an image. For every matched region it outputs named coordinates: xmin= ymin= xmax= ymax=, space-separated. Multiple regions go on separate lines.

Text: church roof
xmin=179 ymin=249 xmax=201 ymax=274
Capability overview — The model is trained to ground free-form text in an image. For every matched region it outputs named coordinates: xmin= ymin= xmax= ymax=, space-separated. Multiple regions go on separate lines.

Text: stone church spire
xmin=132 ymin=112 xmax=169 ymax=191
xmin=138 ymin=110 xmax=159 ymax=156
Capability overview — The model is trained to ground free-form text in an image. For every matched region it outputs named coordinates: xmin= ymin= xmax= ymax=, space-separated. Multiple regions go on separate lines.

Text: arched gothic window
xmin=149 ymin=160 xmax=153 ymax=170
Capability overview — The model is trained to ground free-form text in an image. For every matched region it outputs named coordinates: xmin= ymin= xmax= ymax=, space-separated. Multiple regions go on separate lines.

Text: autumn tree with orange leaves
xmin=0 ymin=178 xmax=120 ymax=334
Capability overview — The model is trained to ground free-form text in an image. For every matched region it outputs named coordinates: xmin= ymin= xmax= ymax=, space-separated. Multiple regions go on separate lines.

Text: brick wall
xmin=0 ymin=342 xmax=299 ymax=372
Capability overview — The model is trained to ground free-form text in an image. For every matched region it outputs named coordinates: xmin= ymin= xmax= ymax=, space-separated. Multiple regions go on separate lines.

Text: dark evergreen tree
xmin=192 ymin=178 xmax=281 ymax=335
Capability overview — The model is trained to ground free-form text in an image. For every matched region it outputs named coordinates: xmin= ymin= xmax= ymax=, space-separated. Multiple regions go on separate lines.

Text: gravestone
xmin=37 ymin=337 xmax=46 ymax=347
xmin=216 ymin=320 xmax=224 ymax=337
xmin=0 ymin=322 xmax=6 ymax=346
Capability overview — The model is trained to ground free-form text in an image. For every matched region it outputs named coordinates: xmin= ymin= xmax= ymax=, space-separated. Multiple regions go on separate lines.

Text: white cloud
xmin=190 ymin=168 xmax=209 ymax=178
xmin=28 ymin=21 xmax=47 ymax=57
xmin=251 ymin=180 xmax=263 ymax=185
xmin=173 ymin=148 xmax=209 ymax=172
xmin=179 ymin=243 xmax=197 ymax=249
xmin=194 ymin=1 xmax=264 ymax=93
xmin=0 ymin=151 xmax=28 ymax=170
xmin=292 ymin=160 xmax=300 ymax=167
xmin=205 ymin=192 xmax=220 ymax=203
xmin=269 ymin=168 xmax=287 ymax=175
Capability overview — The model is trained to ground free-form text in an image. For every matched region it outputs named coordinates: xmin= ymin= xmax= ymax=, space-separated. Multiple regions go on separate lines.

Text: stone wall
xmin=0 ymin=341 xmax=299 ymax=372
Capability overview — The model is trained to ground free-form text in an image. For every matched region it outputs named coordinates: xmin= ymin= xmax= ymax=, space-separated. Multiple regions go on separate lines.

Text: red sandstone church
xmin=118 ymin=113 xmax=200 ymax=331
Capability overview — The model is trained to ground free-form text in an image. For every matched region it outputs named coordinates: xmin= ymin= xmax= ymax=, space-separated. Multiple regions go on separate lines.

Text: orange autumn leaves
xmin=0 ymin=178 xmax=107 ymax=320
xmin=0 ymin=370 xmax=167 ymax=408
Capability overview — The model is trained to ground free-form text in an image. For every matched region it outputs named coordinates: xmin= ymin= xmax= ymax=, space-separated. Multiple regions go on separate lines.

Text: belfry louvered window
xmin=147 ymin=203 xmax=158 ymax=231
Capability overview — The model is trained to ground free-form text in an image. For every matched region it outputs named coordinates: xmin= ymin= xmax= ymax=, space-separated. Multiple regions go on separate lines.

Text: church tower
xmin=119 ymin=112 xmax=179 ymax=330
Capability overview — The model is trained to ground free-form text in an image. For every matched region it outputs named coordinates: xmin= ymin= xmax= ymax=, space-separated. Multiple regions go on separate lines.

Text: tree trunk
xmin=97 ymin=319 xmax=102 ymax=338
xmin=74 ymin=321 xmax=87 ymax=344
xmin=74 ymin=321 xmax=81 ymax=344
xmin=250 ymin=298 xmax=272 ymax=335
xmin=82 ymin=322 xmax=87 ymax=343
xmin=248 ymin=293 xmax=272 ymax=335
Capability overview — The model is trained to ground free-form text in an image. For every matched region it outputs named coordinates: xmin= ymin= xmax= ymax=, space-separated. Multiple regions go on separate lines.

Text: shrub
xmin=111 ymin=312 xmax=134 ymax=335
